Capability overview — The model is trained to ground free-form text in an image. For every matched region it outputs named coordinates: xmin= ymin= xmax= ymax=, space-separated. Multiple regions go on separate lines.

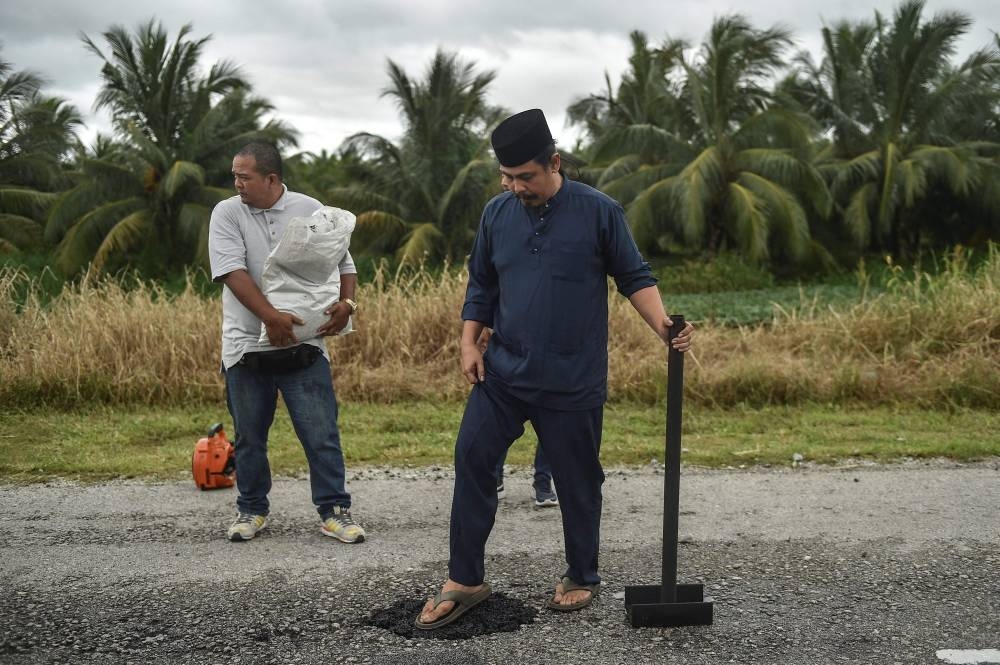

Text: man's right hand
xmin=461 ymin=341 xmax=485 ymax=384
xmin=264 ymin=311 xmax=304 ymax=347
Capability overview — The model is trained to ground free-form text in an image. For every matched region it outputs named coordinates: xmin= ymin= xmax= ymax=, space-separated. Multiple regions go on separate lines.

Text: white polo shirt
xmin=208 ymin=186 xmax=357 ymax=369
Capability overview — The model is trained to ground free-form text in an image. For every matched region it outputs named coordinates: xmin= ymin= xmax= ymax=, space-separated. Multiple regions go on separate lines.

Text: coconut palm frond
xmin=396 ymin=222 xmax=444 ymax=267
xmin=601 ymin=163 xmax=684 ymax=206
xmin=161 ymin=160 xmax=205 ymax=199
xmin=627 ymin=177 xmax=682 ymax=251
xmin=353 ymin=210 xmax=409 ymax=254
xmin=53 ymin=196 xmax=147 ymax=273
xmin=724 ymin=180 xmax=769 ymax=262
xmin=325 ymin=186 xmax=404 ymax=217
xmin=91 ymin=210 xmax=154 ymax=272
xmin=844 ymin=181 xmax=878 ymax=246
xmin=0 ymin=213 xmax=44 ymax=250
xmin=909 ymin=144 xmax=977 ymax=197
xmin=596 ymin=155 xmax=643 ymax=188
xmin=0 ymin=185 xmax=57 ymax=217
xmin=739 ymin=172 xmax=810 ymax=261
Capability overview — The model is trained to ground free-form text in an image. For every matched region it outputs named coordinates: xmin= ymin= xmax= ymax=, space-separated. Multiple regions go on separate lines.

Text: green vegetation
xmin=45 ymin=21 xmax=296 ymax=276
xmin=1 ymin=403 xmax=996 ymax=482
xmin=1 ymin=2 xmax=998 ymax=281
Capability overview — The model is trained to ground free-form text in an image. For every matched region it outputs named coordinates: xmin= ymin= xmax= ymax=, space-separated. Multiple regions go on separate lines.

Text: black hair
xmin=531 ymin=140 xmax=580 ymax=179
xmin=236 ymin=141 xmax=283 ymax=179
xmin=531 ymin=141 xmax=558 ymax=167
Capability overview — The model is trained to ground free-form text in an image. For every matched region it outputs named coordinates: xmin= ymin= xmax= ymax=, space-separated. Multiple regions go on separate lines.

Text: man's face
xmin=499 ymin=154 xmax=560 ymax=207
xmin=232 ymin=155 xmax=277 ymax=209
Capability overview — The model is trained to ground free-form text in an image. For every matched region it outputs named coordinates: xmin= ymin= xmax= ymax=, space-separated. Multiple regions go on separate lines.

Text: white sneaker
xmin=227 ymin=513 xmax=267 ymax=541
xmin=320 ymin=507 xmax=366 ymax=543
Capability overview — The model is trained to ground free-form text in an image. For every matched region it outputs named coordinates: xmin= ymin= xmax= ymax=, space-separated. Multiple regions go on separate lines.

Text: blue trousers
xmin=449 ymin=379 xmax=605 ymax=587
xmin=224 ymin=356 xmax=351 ymax=518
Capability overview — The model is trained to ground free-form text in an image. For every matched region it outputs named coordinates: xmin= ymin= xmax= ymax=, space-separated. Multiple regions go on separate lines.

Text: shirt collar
xmin=543 ymin=173 xmax=569 ymax=210
xmin=247 ymin=184 xmax=289 ymax=213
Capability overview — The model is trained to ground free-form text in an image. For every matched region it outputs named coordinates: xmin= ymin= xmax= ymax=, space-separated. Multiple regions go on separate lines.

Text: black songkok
xmin=491 ymin=109 xmax=553 ymax=167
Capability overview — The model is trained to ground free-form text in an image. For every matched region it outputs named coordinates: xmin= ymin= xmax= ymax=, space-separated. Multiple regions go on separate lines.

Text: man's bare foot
xmin=417 ymin=579 xmax=485 ymax=625
xmin=551 ymin=580 xmax=593 ymax=607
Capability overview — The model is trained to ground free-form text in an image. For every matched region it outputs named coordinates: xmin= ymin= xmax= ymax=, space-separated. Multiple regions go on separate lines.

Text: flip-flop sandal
xmin=546 ymin=576 xmax=598 ymax=612
xmin=413 ymin=582 xmax=492 ymax=630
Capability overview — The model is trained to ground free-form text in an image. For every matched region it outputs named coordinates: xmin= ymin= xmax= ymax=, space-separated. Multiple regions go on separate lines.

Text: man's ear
xmin=550 ymin=153 xmax=561 ymax=173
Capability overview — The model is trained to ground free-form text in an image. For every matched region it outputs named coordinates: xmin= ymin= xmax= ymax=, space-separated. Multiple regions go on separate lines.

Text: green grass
xmin=666 ymin=283 xmax=880 ymax=326
xmin=1 ymin=402 xmax=996 ymax=483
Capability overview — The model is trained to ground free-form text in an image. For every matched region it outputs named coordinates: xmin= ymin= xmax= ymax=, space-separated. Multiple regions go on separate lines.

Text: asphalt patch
xmin=366 ymin=593 xmax=537 ymax=640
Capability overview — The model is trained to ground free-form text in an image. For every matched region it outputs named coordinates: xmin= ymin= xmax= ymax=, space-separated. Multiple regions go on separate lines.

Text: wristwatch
xmin=341 ymin=298 xmax=358 ymax=313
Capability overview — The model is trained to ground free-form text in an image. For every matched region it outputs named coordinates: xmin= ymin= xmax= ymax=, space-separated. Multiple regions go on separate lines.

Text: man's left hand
xmin=317 ymin=301 xmax=352 ymax=336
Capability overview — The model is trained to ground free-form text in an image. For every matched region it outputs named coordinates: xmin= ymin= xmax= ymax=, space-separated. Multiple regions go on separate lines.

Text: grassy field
xmin=1 ymin=248 xmax=997 ymax=483
xmin=1 ymin=402 xmax=996 ymax=483
xmin=2 ymin=246 xmax=998 ymax=410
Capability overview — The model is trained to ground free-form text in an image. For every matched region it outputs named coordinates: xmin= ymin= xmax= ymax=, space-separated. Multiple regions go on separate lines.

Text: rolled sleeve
xmin=602 ymin=204 xmax=657 ymax=297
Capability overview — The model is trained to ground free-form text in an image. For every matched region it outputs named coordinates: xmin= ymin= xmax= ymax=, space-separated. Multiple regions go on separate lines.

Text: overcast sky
xmin=2 ymin=1 xmax=998 ymax=155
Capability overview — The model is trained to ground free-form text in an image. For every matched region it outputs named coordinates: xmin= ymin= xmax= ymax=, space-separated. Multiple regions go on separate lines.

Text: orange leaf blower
xmin=192 ymin=423 xmax=236 ymax=490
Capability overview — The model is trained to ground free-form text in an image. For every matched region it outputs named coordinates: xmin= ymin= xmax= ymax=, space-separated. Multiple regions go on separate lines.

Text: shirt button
xmin=531 ymin=248 xmax=539 ymax=254
xmin=534 ymin=232 xmax=540 ymax=236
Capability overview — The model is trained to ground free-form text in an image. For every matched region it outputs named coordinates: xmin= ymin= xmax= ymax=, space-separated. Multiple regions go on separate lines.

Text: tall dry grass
xmin=2 ymin=247 xmax=997 ymax=409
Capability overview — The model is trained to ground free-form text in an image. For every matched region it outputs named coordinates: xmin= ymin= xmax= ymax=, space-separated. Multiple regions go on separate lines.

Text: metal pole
xmin=661 ymin=315 xmax=684 ymax=603
xmin=625 ymin=313 xmax=712 ymax=627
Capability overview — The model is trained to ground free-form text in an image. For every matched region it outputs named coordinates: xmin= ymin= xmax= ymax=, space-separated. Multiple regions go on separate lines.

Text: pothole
xmin=366 ymin=593 xmax=537 ymax=640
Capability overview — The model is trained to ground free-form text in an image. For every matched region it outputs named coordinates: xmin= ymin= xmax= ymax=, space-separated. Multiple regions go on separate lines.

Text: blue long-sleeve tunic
xmin=461 ymin=178 xmax=657 ymax=411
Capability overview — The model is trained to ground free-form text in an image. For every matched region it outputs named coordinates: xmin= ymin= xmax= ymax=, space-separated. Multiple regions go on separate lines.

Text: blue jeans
xmin=224 ymin=355 xmax=350 ymax=518
xmin=495 ymin=445 xmax=553 ymax=493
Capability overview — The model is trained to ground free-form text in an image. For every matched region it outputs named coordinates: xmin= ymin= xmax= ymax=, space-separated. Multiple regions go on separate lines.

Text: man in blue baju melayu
xmin=416 ymin=109 xmax=694 ymax=629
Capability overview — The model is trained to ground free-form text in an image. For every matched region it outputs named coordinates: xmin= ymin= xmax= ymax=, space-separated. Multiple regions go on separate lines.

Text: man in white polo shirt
xmin=208 ymin=141 xmax=366 ymax=544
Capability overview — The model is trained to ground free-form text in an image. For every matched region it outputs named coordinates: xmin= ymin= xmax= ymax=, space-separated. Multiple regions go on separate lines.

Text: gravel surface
xmin=2 ymin=459 xmax=998 ymax=664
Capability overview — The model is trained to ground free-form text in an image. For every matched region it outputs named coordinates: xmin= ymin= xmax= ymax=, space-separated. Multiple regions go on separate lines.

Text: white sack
xmin=258 ymin=206 xmax=356 ymax=344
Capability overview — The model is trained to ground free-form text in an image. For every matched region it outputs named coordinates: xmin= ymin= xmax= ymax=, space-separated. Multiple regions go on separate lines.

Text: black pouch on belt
xmin=239 ymin=344 xmax=322 ymax=373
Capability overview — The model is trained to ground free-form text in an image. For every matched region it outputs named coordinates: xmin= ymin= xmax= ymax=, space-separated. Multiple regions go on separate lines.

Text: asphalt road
xmin=2 ymin=459 xmax=998 ymax=664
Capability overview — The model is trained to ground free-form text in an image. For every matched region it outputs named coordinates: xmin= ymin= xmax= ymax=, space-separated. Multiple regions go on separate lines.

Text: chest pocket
xmin=546 ymin=241 xmax=601 ymax=354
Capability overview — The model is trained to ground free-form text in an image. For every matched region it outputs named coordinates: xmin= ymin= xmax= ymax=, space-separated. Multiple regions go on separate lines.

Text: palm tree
xmin=283 ymin=145 xmax=367 ymax=202
xmin=327 ymin=50 xmax=505 ymax=265
xmin=0 ymin=52 xmax=82 ymax=253
xmin=777 ymin=20 xmax=878 ymax=160
xmin=47 ymin=20 xmax=296 ymax=275
xmin=568 ymin=31 xmax=691 ymax=163
xmin=786 ymin=1 xmax=1000 ymax=256
xmin=565 ymin=31 xmax=695 ymax=204
xmin=575 ymin=17 xmax=832 ymax=265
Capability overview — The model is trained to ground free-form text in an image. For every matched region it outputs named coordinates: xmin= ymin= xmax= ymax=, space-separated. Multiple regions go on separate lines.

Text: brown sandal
xmin=414 ymin=583 xmax=492 ymax=629
xmin=546 ymin=576 xmax=598 ymax=612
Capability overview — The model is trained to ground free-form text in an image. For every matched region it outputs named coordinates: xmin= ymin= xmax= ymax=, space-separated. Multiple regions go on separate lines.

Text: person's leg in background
xmin=532 ymin=444 xmax=558 ymax=507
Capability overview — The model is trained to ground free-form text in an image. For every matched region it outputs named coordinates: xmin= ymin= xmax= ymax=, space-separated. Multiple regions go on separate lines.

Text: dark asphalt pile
xmin=366 ymin=593 xmax=538 ymax=640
